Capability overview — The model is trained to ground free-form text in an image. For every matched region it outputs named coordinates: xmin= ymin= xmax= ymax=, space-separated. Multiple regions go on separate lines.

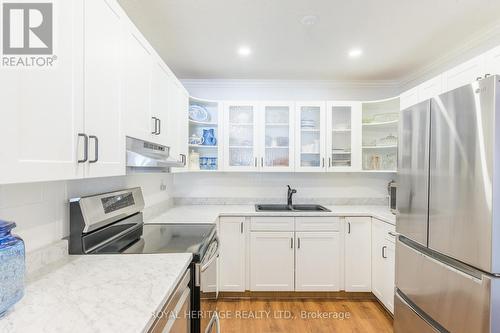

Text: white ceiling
xmin=118 ymin=0 xmax=500 ymax=82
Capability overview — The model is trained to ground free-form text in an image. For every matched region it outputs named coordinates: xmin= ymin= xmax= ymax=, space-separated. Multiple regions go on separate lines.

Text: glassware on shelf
xmin=189 ymin=150 xmax=200 ymax=170
xmin=199 ymin=157 xmax=218 ymax=170
xmin=0 ymin=220 xmax=25 ymax=317
xmin=202 ymin=129 xmax=217 ymax=146
xmin=189 ymin=134 xmax=204 ymax=145
xmin=378 ymin=133 xmax=398 ymax=146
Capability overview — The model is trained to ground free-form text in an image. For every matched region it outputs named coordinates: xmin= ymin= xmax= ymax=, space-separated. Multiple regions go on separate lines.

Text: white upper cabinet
xmin=295 ymin=102 xmax=327 ymax=172
xmin=485 ymin=45 xmax=500 ymax=76
xmin=0 ymin=0 xmax=84 ymax=184
xmin=259 ymin=102 xmax=295 ymax=172
xmin=83 ymin=0 xmax=125 ymax=178
xmin=223 ymin=102 xmax=259 ymax=171
xmin=122 ymin=30 xmax=153 ymax=142
xmin=443 ymin=54 xmax=486 ymax=92
xmin=150 ymin=62 xmax=171 ymax=146
xmin=326 ymin=102 xmax=362 ymax=172
xmin=417 ymin=75 xmax=444 ymax=102
xmin=400 ymin=87 xmax=419 ymax=110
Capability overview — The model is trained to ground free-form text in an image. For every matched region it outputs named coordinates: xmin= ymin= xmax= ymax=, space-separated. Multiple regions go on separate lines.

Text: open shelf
xmin=362 ymin=145 xmax=398 ymax=149
xmin=189 ymin=144 xmax=218 ymax=148
xmin=362 ymin=119 xmax=398 ymax=127
xmin=189 ymin=119 xmax=218 ymax=126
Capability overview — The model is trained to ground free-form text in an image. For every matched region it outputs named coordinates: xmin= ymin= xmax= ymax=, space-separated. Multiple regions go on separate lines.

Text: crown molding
xmin=181 ymin=78 xmax=400 ymax=89
xmin=397 ymin=19 xmax=500 ymax=88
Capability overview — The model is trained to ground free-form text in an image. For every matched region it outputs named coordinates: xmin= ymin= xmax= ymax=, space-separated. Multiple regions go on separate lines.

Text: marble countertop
xmin=147 ymin=205 xmax=396 ymax=225
xmin=0 ymin=253 xmax=192 ymax=333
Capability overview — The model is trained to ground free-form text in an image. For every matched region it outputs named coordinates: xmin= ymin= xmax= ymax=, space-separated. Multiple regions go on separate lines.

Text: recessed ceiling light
xmin=348 ymin=48 xmax=363 ymax=58
xmin=300 ymin=15 xmax=318 ymax=26
xmin=237 ymin=46 xmax=251 ymax=57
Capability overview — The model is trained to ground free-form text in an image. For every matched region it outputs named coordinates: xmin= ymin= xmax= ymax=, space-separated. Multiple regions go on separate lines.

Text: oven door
xmin=197 ymin=238 xmax=219 ymax=333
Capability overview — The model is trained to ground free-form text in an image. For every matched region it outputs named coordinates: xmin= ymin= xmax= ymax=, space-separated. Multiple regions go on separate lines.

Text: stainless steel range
xmin=69 ymin=187 xmax=219 ymax=333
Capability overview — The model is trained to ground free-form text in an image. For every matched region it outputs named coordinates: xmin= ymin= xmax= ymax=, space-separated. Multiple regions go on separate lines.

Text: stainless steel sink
xmin=255 ymin=204 xmax=331 ymax=212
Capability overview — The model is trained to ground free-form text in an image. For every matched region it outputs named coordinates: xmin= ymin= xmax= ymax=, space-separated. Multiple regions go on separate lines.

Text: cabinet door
xmin=295 ymin=232 xmax=340 ymax=291
xmin=400 ymin=87 xmax=419 ymax=110
xmin=485 ymin=45 xmax=500 ymax=76
xmin=295 ymin=102 xmax=327 ymax=172
xmin=371 ymin=219 xmax=388 ymax=301
xmin=167 ymin=79 xmax=189 ymax=172
xmin=326 ymin=102 xmax=361 ymax=172
xmin=344 ymin=217 xmax=371 ymax=292
xmin=123 ymin=30 xmax=152 ymax=142
xmin=383 ymin=233 xmax=396 ymax=314
xmin=250 ymin=232 xmax=294 ymax=291
xmin=259 ymin=102 xmax=294 ymax=171
xmin=0 ymin=0 xmax=84 ymax=184
xmin=417 ymin=75 xmax=444 ymax=101
xmin=150 ymin=62 xmax=171 ymax=146
xmin=443 ymin=55 xmax=485 ymax=92
xmin=219 ymin=217 xmax=246 ymax=292
xmin=223 ymin=102 xmax=259 ymax=171
xmin=84 ymin=0 xmax=125 ymax=178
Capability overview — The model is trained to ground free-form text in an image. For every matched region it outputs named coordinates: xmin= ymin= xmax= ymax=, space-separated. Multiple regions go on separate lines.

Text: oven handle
xmin=205 ymin=311 xmax=221 ymax=333
xmin=201 ymin=251 xmax=219 ymax=272
xmin=195 ymin=250 xmax=219 ymax=287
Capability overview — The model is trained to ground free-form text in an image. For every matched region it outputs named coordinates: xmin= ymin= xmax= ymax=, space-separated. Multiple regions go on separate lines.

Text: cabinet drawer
xmin=250 ymin=217 xmax=294 ymax=231
xmin=295 ymin=217 xmax=340 ymax=231
xmin=220 ymin=216 xmax=246 ymax=224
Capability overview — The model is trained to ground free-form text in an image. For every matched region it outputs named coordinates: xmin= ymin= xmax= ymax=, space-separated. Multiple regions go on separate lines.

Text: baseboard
xmin=219 ymin=291 xmax=376 ymax=300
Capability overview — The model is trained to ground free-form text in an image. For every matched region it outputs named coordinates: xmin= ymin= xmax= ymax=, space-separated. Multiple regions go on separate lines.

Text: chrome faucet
xmin=287 ymin=185 xmax=297 ymax=210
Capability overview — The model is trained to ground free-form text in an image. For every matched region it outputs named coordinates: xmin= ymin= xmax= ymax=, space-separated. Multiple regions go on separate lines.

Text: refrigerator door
xmin=394 ymin=291 xmax=440 ymax=333
xmin=429 ymin=76 xmax=499 ymax=273
xmin=396 ymin=236 xmax=494 ymax=333
xmin=397 ymin=100 xmax=431 ymax=246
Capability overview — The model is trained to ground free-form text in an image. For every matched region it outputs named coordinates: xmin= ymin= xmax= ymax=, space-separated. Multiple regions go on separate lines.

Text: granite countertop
xmin=147 ymin=205 xmax=396 ymax=225
xmin=0 ymin=253 xmax=192 ymax=333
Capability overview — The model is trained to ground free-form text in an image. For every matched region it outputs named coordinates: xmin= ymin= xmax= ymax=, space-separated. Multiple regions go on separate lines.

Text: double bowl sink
xmin=255 ymin=204 xmax=331 ymax=212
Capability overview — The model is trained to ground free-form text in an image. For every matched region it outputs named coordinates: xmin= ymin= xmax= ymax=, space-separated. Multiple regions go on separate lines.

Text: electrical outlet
xmin=160 ymin=181 xmax=167 ymax=191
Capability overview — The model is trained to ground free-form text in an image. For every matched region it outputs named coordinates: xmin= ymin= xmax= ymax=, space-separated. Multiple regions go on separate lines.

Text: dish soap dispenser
xmin=0 ymin=220 xmax=25 ymax=317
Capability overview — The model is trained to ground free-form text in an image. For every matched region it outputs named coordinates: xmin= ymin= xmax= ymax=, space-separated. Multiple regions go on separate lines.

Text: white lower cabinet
xmin=250 ymin=231 xmax=295 ymax=291
xmin=295 ymin=232 xmax=340 ymax=291
xmin=372 ymin=218 xmax=396 ymax=313
xmin=218 ymin=217 xmax=246 ymax=292
xmin=344 ymin=217 xmax=372 ymax=292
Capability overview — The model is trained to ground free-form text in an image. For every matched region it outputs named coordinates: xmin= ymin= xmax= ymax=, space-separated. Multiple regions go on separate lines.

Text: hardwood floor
xmin=214 ymin=299 xmax=394 ymax=333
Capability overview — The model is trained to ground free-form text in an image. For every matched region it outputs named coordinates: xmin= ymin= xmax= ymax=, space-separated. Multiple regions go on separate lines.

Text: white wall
xmin=0 ymin=174 xmax=174 ymax=252
xmin=182 ymin=79 xmax=399 ymax=101
xmin=173 ymin=172 xmax=393 ymax=201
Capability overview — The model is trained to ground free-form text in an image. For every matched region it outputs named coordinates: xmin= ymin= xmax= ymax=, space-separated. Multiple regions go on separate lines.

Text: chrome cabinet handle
xmin=240 ymin=222 xmax=243 ymax=234
xmin=347 ymin=222 xmax=351 ymax=234
xmin=290 ymin=238 xmax=293 ymax=249
xmin=78 ymin=133 xmax=88 ymax=163
xmin=261 ymin=157 xmax=264 ymax=167
xmin=322 ymin=157 xmax=325 ymax=168
xmin=298 ymin=238 xmax=301 ymax=249
xmin=156 ymin=118 xmax=161 ymax=135
xmin=255 ymin=157 xmax=258 ymax=167
xmin=382 ymin=245 xmax=387 ymax=259
xmin=151 ymin=117 xmax=158 ymax=134
xmin=328 ymin=157 xmax=331 ymax=168
xmin=179 ymin=154 xmax=186 ymax=166
xmin=388 ymin=231 xmax=398 ymax=237
xmin=89 ymin=135 xmax=99 ymax=163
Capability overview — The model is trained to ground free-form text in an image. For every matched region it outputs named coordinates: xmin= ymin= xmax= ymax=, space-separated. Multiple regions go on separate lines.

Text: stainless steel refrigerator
xmin=395 ymin=75 xmax=500 ymax=333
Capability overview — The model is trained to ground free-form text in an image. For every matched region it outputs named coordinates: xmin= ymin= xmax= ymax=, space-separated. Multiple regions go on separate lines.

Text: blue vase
xmin=0 ymin=220 xmax=25 ymax=317
xmin=202 ymin=129 xmax=217 ymax=146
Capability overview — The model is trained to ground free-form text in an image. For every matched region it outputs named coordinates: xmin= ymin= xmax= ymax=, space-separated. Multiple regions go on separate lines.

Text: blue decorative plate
xmin=189 ymin=105 xmax=209 ymax=122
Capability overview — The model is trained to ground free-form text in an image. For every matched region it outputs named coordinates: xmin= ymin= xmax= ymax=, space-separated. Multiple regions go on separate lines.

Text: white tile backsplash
xmin=0 ymin=174 xmax=174 ymax=253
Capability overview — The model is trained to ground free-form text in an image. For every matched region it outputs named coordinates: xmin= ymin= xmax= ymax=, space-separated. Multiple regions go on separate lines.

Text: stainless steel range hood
xmin=126 ymin=137 xmax=185 ymax=173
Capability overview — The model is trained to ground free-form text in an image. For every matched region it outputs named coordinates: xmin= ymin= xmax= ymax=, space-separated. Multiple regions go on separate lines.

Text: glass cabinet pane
xmin=300 ymin=106 xmax=322 ymax=168
xmin=228 ymin=105 xmax=255 ymax=167
xmin=264 ymin=105 xmax=290 ymax=168
xmin=330 ymin=106 xmax=352 ymax=167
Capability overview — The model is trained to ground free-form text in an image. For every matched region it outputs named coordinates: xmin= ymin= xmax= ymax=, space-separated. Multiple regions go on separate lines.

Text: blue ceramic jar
xmin=0 ymin=220 xmax=25 ymax=317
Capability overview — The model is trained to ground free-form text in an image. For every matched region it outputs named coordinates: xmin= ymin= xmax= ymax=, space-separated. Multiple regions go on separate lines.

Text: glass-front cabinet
xmin=326 ymin=102 xmax=362 ymax=171
xmin=295 ymin=102 xmax=326 ymax=172
xmin=260 ymin=102 xmax=294 ymax=171
xmin=361 ymin=98 xmax=400 ymax=172
xmin=223 ymin=102 xmax=259 ymax=171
